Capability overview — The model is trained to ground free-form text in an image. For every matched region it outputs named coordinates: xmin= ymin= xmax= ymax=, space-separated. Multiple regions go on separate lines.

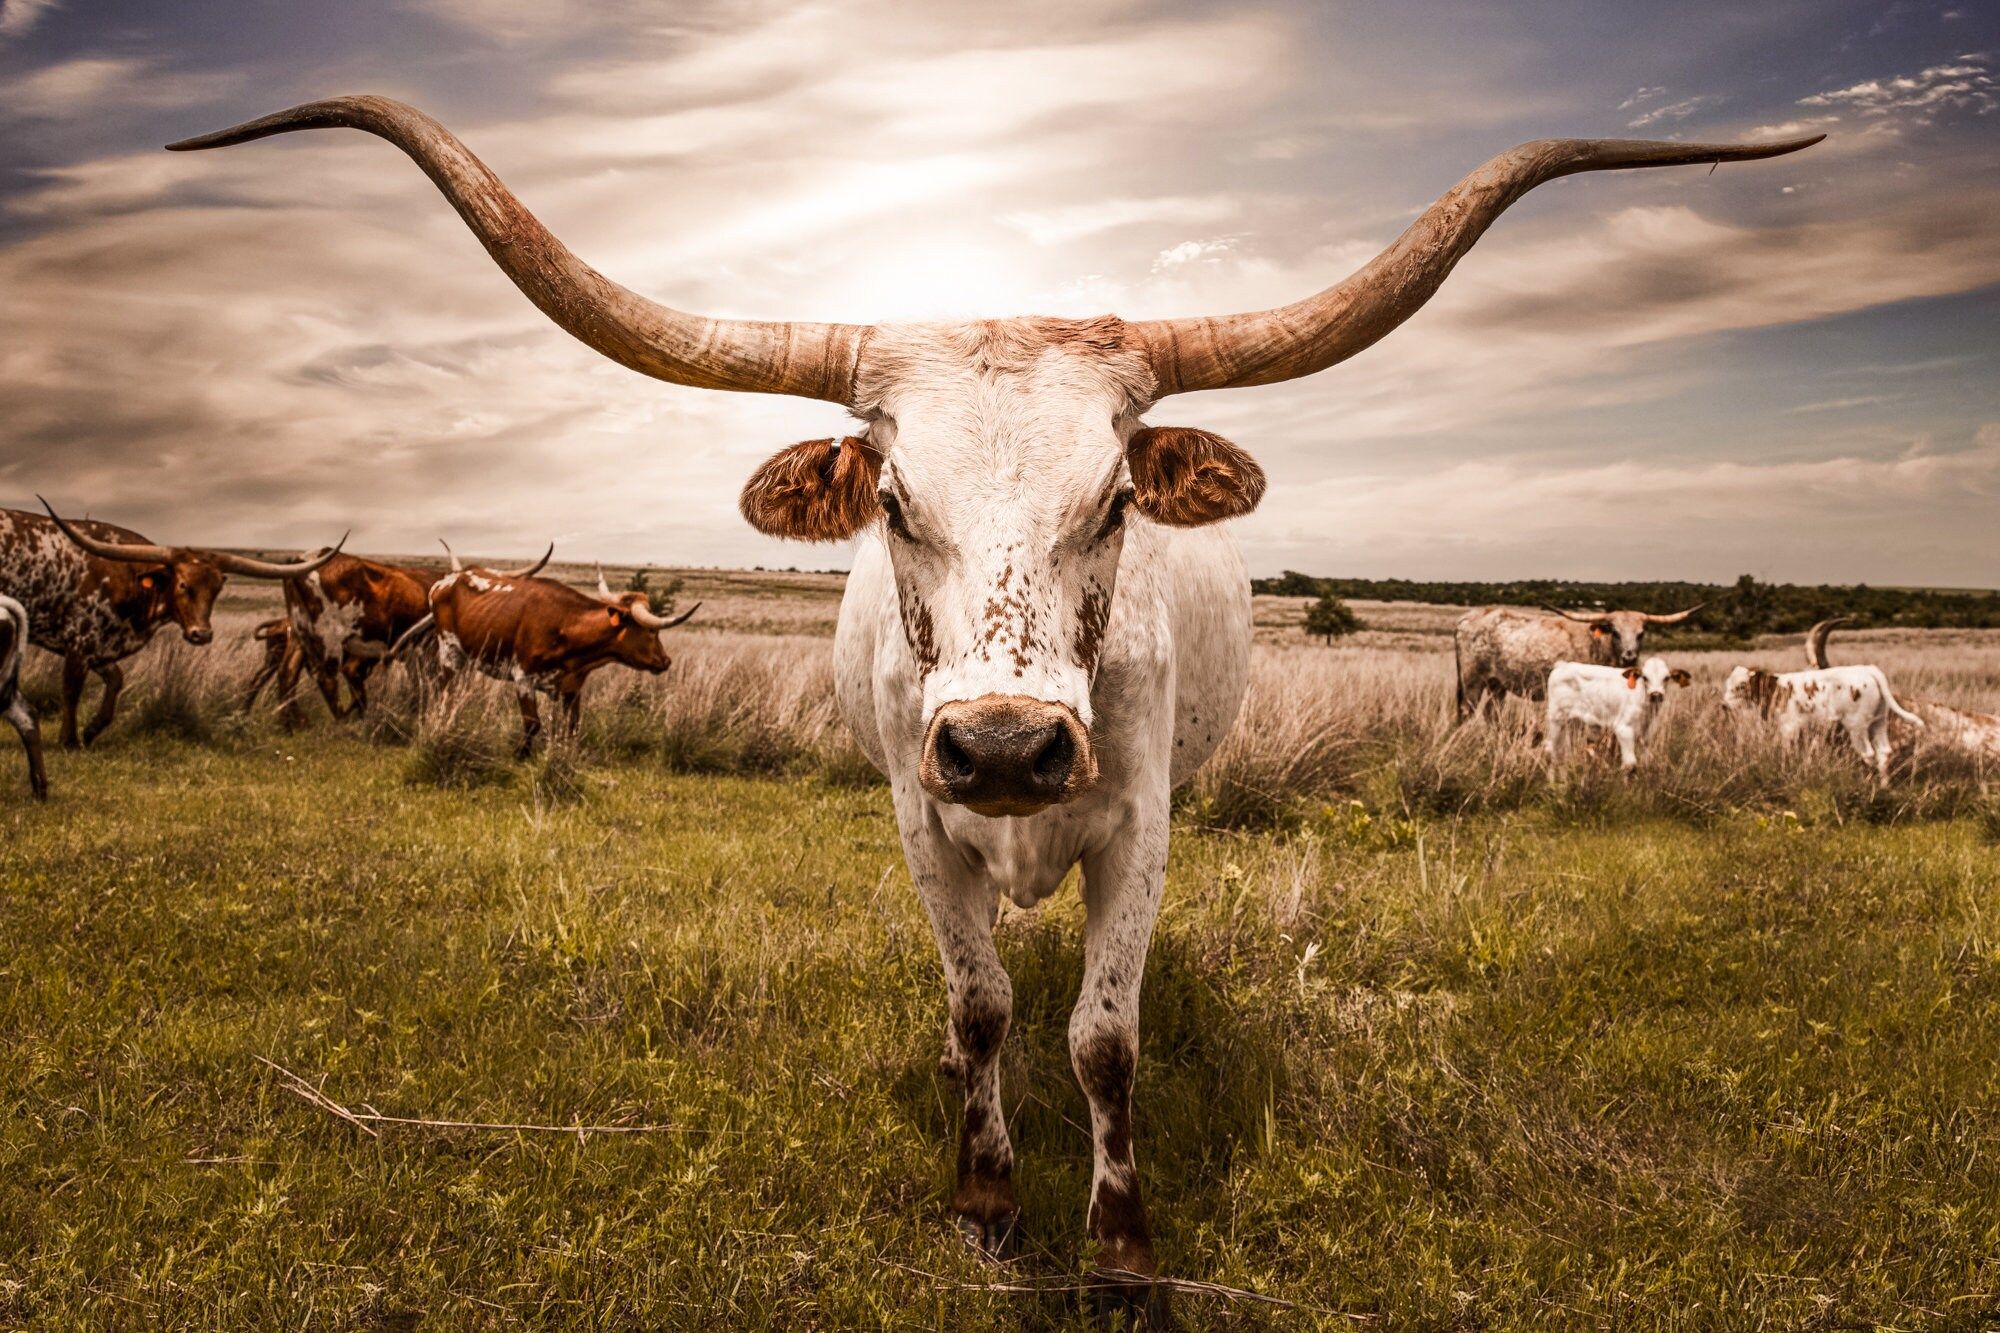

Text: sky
xmin=0 ymin=0 xmax=1995 ymax=585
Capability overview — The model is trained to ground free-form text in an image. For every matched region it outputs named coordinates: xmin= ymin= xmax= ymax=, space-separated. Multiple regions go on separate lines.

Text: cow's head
xmin=1722 ymin=665 xmax=1785 ymax=717
xmin=170 ymin=96 xmax=1818 ymax=814
xmin=41 ymin=500 xmax=342 ymax=644
xmin=738 ymin=324 xmax=1263 ymax=814
xmin=1623 ymin=656 xmax=1691 ymax=706
xmin=1543 ymin=604 xmax=1705 ymax=668
xmin=592 ymin=569 xmax=699 ymax=675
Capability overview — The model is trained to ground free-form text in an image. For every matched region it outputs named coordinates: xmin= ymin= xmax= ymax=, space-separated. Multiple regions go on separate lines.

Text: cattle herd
xmin=17 ymin=87 xmax=1988 ymax=1310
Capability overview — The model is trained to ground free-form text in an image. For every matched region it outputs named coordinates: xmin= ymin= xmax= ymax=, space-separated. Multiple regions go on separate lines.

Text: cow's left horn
xmin=1644 ymin=603 xmax=1706 ymax=625
xmin=1134 ymin=135 xmax=1824 ymax=396
xmin=212 ymin=535 xmax=348 ymax=579
xmin=168 ymin=96 xmax=868 ymax=403
xmin=1539 ymin=604 xmax=1604 ymax=623
xmin=631 ymin=600 xmax=700 ymax=632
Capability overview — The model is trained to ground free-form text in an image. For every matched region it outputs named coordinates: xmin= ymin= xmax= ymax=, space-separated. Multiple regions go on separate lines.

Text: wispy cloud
xmin=0 ymin=0 xmax=58 ymax=39
xmin=1800 ymin=54 xmax=1996 ymax=118
xmin=1627 ymin=93 xmax=1721 ymax=128
xmin=0 ymin=56 xmax=241 ymax=119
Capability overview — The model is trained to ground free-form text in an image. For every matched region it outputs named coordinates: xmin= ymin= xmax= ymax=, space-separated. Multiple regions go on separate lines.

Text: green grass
xmin=4 ymin=734 xmax=1999 ymax=1328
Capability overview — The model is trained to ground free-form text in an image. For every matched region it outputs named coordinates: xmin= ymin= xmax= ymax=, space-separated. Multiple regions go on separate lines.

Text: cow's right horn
xmin=1643 ymin=604 xmax=1706 ymax=625
xmin=39 ymin=498 xmax=173 ymax=564
xmin=1539 ymin=605 xmax=1605 ymax=624
xmin=1803 ymin=615 xmax=1851 ymax=670
xmin=169 ymin=97 xmax=869 ymax=404
xmin=630 ymin=600 xmax=700 ymax=632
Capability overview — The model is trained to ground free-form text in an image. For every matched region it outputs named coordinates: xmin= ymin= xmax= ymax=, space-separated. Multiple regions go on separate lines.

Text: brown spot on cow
xmin=1075 ymin=581 xmax=1112 ymax=672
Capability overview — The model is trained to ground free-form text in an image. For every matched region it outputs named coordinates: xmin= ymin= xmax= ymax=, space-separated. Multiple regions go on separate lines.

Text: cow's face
xmin=155 ymin=553 xmax=226 ymax=644
xmin=600 ymin=595 xmax=674 ymax=674
xmin=1623 ymin=656 xmax=1690 ymax=706
xmin=1595 ymin=611 xmax=1651 ymax=666
xmin=1722 ymin=665 xmax=1781 ymax=716
xmin=740 ymin=320 xmax=1264 ymax=817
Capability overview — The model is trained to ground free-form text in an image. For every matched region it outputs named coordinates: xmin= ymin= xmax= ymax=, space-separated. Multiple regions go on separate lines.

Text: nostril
xmin=936 ymin=726 xmax=975 ymax=783
xmin=1031 ymin=726 xmax=1073 ymax=786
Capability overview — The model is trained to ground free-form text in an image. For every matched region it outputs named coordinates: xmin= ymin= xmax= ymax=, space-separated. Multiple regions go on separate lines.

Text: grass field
xmin=5 ymin=578 xmax=2000 ymax=1328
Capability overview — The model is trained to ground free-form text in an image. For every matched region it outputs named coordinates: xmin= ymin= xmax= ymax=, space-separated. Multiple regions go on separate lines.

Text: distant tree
xmin=624 ymin=568 xmax=651 ymax=596
xmin=1721 ymin=573 xmax=1772 ymax=641
xmin=1303 ymin=592 xmax=1360 ymax=644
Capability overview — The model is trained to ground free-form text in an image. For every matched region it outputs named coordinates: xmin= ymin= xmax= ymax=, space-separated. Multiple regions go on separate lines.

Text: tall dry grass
xmin=23 ymin=614 xmax=2000 ymax=827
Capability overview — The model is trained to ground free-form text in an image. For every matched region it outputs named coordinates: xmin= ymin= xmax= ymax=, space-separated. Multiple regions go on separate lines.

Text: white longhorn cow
xmin=170 ymin=96 xmax=1818 ymax=1298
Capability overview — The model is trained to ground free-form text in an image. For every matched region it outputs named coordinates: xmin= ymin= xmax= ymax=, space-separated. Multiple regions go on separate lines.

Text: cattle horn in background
xmin=169 ymin=97 xmax=867 ymax=402
xmin=169 ymin=96 xmax=1819 ymax=406
xmin=39 ymin=498 xmax=345 ymax=578
xmin=1133 ymin=136 xmax=1825 ymax=396
xmin=1644 ymin=604 xmax=1706 ymax=625
xmin=438 ymin=538 xmax=553 ymax=579
xmin=1804 ymin=616 xmax=1853 ymax=670
xmin=630 ymin=600 xmax=699 ymax=632
xmin=1539 ymin=605 xmax=1607 ymax=623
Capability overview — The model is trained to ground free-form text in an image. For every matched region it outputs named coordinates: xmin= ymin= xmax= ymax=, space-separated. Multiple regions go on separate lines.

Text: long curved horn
xmin=499 ymin=543 xmax=553 ymax=579
xmin=169 ymin=96 xmax=868 ymax=403
xmin=1538 ymin=604 xmax=1606 ymax=624
xmin=1644 ymin=603 xmax=1707 ymax=625
xmin=40 ymin=497 xmax=174 ymax=564
xmin=387 ymin=613 xmax=435 ymax=659
xmin=630 ymin=599 xmax=700 ymax=632
xmin=596 ymin=565 xmax=614 ymax=599
xmin=211 ymin=534 xmax=348 ymax=579
xmin=1134 ymin=135 xmax=1824 ymax=396
xmin=439 ymin=539 xmax=462 ymax=572
xmin=1804 ymin=615 xmax=1851 ymax=670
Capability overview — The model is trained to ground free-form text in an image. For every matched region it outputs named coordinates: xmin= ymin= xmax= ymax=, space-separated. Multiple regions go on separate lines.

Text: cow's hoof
xmin=1088 ymin=1272 xmax=1172 ymax=1329
xmin=953 ymin=1210 xmax=1019 ymax=1264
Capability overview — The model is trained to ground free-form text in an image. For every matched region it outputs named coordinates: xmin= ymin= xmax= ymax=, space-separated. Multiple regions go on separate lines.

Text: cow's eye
xmin=1096 ymin=488 xmax=1132 ymax=542
xmin=879 ymin=491 xmax=913 ymax=542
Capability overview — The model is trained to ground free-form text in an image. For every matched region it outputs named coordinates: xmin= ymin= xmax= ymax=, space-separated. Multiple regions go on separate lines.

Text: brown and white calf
xmin=396 ymin=556 xmax=695 ymax=755
xmin=1802 ymin=617 xmax=2000 ymax=763
xmin=0 ymin=503 xmax=340 ymax=746
xmin=0 ymin=594 xmax=48 ymax=799
xmin=1544 ymin=656 xmax=1689 ymax=772
xmin=174 ymin=91 xmax=1817 ymax=1301
xmin=1723 ymin=663 xmax=1924 ymax=782
xmin=1456 ymin=603 xmax=1703 ymax=720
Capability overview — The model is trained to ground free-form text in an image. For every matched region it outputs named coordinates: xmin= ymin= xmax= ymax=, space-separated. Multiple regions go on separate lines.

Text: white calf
xmin=1722 ymin=664 xmax=1924 ymax=783
xmin=1545 ymin=656 xmax=1688 ymax=771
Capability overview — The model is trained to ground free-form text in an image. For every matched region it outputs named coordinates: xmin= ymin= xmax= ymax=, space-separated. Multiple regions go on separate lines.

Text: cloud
xmin=1800 ymin=55 xmax=1996 ymax=118
xmin=0 ymin=0 xmax=58 ymax=39
xmin=1627 ymin=94 xmax=1721 ymax=129
xmin=999 ymin=196 xmax=1238 ymax=246
xmin=0 ymin=56 xmax=241 ymax=119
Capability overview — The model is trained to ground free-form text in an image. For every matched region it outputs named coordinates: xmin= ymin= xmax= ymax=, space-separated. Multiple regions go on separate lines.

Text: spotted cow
xmin=0 ymin=594 xmax=48 ymax=799
xmin=0 ymin=504 xmax=340 ymax=746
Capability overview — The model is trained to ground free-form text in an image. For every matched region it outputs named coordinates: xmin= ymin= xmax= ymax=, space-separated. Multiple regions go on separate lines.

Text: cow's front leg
xmin=908 ymin=830 xmax=1018 ymax=1259
xmin=1075 ymin=814 xmax=1169 ymax=1287
xmin=1615 ymin=724 xmax=1639 ymax=772
xmin=514 ymin=684 xmax=542 ymax=758
xmin=81 ymin=662 xmax=123 ymax=746
xmin=5 ymin=693 xmax=48 ymax=799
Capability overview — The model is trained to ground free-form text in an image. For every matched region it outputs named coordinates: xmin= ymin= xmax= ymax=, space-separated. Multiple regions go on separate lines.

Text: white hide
xmin=1544 ymin=656 xmax=1682 ymax=771
xmin=1723 ymin=663 xmax=1924 ymax=782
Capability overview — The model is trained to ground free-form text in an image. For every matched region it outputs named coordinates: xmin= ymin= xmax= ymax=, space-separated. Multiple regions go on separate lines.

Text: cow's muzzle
xmin=183 ymin=627 xmax=214 ymax=645
xmin=919 ymin=695 xmax=1097 ymax=816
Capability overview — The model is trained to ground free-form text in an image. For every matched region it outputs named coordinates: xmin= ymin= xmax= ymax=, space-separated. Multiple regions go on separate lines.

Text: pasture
xmin=4 ymin=575 xmax=2000 ymax=1328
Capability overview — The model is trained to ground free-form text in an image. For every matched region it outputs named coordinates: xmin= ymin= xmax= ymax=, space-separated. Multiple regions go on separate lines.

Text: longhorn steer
xmin=1802 ymin=617 xmax=2000 ymax=763
xmin=0 ymin=594 xmax=48 ymax=799
xmin=1544 ymin=656 xmax=1689 ymax=772
xmin=172 ymin=93 xmax=1817 ymax=1300
xmin=266 ymin=552 xmax=447 ymax=724
xmin=1455 ymin=603 xmax=1703 ymax=720
xmin=1723 ymin=663 xmax=1924 ymax=783
xmin=397 ymin=555 xmax=693 ymax=756
xmin=0 ymin=503 xmax=340 ymax=746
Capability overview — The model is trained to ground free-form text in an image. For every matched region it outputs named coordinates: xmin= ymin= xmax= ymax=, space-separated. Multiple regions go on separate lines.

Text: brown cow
xmin=1 ymin=502 xmax=341 ymax=746
xmin=1455 ymin=602 xmax=1704 ymax=720
xmin=395 ymin=556 xmax=697 ymax=755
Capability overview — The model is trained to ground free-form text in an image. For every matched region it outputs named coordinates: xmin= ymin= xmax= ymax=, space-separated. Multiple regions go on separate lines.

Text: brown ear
xmin=739 ymin=436 xmax=882 ymax=541
xmin=1127 ymin=426 xmax=1265 ymax=526
xmin=1669 ymin=668 xmax=1691 ymax=687
xmin=606 ymin=606 xmax=626 ymax=626
xmin=1623 ymin=667 xmax=1641 ymax=687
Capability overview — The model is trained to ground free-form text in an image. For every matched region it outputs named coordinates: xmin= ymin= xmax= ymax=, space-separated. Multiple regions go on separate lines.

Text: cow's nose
xmin=184 ymin=627 xmax=213 ymax=645
xmin=1650 ymin=691 xmax=1666 ymax=703
xmin=920 ymin=695 xmax=1097 ymax=815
